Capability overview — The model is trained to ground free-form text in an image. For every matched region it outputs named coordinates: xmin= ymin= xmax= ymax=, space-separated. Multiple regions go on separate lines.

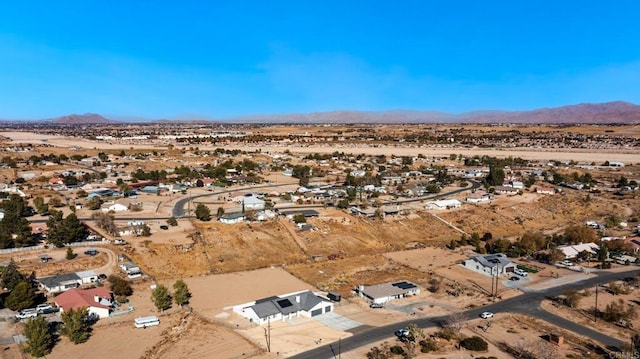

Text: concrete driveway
xmin=314 ymin=312 xmax=362 ymax=331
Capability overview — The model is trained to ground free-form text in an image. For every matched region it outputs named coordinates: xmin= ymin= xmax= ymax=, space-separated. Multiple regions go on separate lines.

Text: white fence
xmin=0 ymin=241 xmax=109 ymax=255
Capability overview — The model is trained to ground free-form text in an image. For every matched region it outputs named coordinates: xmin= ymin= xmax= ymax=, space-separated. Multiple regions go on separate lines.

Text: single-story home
xmin=493 ymin=186 xmax=520 ymax=195
xmin=101 ymin=202 xmax=129 ymax=212
xmin=120 ymin=262 xmax=142 ymax=278
xmin=465 ymin=193 xmax=491 ymax=204
xmin=219 ymin=212 xmax=246 ymax=224
xmin=355 ymin=280 xmax=421 ymax=305
xmin=425 ymin=199 xmax=462 ymax=210
xmin=280 ymin=209 xmax=320 ymax=218
xmin=461 ymin=253 xmax=516 ymax=276
xmin=54 ymin=287 xmax=113 ymax=319
xmin=242 ymin=195 xmax=265 ymax=210
xmin=536 ymin=187 xmax=555 ymax=195
xmin=233 ymin=290 xmax=334 ymax=325
xmin=39 ymin=273 xmax=83 ymax=294
xmin=556 ymin=243 xmax=599 ymax=259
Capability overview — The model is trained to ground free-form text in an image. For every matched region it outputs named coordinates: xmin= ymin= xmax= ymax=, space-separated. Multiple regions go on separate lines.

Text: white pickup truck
xmin=15 ymin=308 xmax=39 ymax=320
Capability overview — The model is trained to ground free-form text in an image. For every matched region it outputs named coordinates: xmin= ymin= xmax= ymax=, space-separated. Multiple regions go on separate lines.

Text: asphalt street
xmin=291 ymin=268 xmax=640 ymax=359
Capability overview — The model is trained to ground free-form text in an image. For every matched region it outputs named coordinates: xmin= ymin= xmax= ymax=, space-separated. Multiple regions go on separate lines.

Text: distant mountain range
xmin=6 ymin=101 xmax=640 ymax=124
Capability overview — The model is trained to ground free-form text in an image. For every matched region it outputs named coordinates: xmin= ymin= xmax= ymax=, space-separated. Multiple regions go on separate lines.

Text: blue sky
xmin=1 ymin=1 xmax=639 ymax=119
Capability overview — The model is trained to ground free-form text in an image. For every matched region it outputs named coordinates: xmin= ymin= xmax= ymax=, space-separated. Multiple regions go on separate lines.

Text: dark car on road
xmin=84 ymin=249 xmax=98 ymax=256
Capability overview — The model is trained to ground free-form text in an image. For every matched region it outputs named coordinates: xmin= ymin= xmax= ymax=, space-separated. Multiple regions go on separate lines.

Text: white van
xmin=514 ymin=268 xmax=528 ymax=277
xmin=134 ymin=316 xmax=160 ymax=328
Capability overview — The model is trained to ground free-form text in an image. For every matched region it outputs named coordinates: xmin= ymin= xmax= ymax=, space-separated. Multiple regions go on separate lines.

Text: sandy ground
xmin=540 ymin=278 xmax=640 ymax=344
xmin=339 ymin=313 xmax=589 ymax=359
xmin=3 ymin=131 xmax=639 ymax=162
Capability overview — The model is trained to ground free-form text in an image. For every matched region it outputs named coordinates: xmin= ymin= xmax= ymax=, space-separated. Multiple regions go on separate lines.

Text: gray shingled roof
xmin=250 ymin=291 xmax=324 ymax=319
xmin=39 ymin=273 xmax=81 ymax=288
xmin=472 ymin=253 xmax=512 ymax=268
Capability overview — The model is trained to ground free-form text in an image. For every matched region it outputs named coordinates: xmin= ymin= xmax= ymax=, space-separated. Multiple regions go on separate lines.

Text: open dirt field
xmin=3 ymin=130 xmax=640 ymax=163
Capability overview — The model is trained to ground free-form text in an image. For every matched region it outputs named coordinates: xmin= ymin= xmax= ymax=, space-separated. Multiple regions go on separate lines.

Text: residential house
xmin=242 ymin=195 xmax=265 ymax=210
xmin=466 ymin=193 xmax=491 ymax=204
xmin=461 ymin=253 xmax=516 ymax=276
xmin=219 ymin=212 xmax=246 ymax=224
xmin=493 ymin=186 xmax=520 ymax=195
xmin=355 ymin=280 xmax=421 ymax=305
xmin=556 ymin=243 xmax=599 ymax=259
xmin=425 ymin=199 xmax=461 ymax=210
xmin=101 ymin=202 xmax=128 ymax=212
xmin=54 ymin=287 xmax=113 ymax=319
xmin=39 ymin=273 xmax=83 ymax=294
xmin=233 ymin=290 xmax=334 ymax=325
xmin=536 ymin=187 xmax=555 ymax=195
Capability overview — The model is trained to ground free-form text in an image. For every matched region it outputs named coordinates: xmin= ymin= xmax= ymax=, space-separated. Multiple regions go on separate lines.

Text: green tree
xmin=216 ymin=207 xmax=225 ymax=218
xmin=485 ymin=166 xmax=505 ymax=186
xmin=173 ymin=279 xmax=191 ymax=308
xmin=66 ymin=247 xmax=76 ymax=260
xmin=5 ymin=281 xmax=37 ymax=311
xmin=167 ymin=216 xmax=178 ymax=226
xmin=107 ymin=275 xmax=133 ymax=296
xmin=151 ymin=284 xmax=172 ymax=312
xmin=194 ymin=203 xmax=211 ymax=221
xmin=87 ymin=196 xmax=103 ymax=210
xmin=61 ymin=307 xmax=91 ymax=344
xmin=564 ymin=224 xmax=597 ymax=244
xmin=23 ymin=315 xmax=53 ymax=357
xmin=1 ymin=260 xmax=27 ymax=290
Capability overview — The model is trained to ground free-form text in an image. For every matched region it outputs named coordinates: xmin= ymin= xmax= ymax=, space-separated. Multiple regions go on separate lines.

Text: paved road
xmin=291 ymin=268 xmax=639 ymax=359
xmin=171 ymin=179 xmax=482 ymax=218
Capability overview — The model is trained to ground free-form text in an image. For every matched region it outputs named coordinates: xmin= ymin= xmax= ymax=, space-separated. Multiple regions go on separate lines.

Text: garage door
xmin=324 ymin=306 xmax=332 ymax=313
xmin=311 ymin=309 xmax=323 ymax=317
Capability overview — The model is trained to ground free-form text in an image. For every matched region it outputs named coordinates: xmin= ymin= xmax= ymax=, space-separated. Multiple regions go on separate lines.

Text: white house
xmin=556 ymin=243 xmax=599 ymax=259
xmin=55 ymin=287 xmax=113 ymax=319
xmin=233 ymin=290 xmax=334 ymax=325
xmin=461 ymin=253 xmax=517 ymax=277
xmin=425 ymin=199 xmax=461 ymax=210
xmin=39 ymin=273 xmax=83 ymax=294
xmin=242 ymin=196 xmax=265 ymax=210
xmin=355 ymin=280 xmax=421 ymax=305
xmin=465 ymin=193 xmax=491 ymax=204
xmin=101 ymin=202 xmax=129 ymax=212
xmin=493 ymin=186 xmax=520 ymax=195
xmin=219 ymin=213 xmax=246 ymax=224
xmin=536 ymin=187 xmax=555 ymax=195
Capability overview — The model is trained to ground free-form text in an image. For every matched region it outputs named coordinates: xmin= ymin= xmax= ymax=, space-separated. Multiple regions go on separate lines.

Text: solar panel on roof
xmin=392 ymin=281 xmax=417 ymax=290
xmin=276 ymin=299 xmax=293 ymax=308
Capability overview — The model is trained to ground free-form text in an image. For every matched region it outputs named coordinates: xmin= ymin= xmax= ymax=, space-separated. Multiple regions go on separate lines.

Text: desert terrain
xmin=0 ymin=124 xmax=638 ymax=359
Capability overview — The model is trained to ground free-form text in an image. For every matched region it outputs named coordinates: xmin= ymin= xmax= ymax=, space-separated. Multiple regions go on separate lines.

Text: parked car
xmin=369 ymin=302 xmax=384 ymax=309
xmin=98 ymin=273 xmax=108 ymax=280
xmin=394 ymin=328 xmax=413 ymax=341
xmin=84 ymin=249 xmax=98 ymax=256
xmin=160 ymin=225 xmax=169 ymax=230
xmin=480 ymin=311 xmax=494 ymax=319
xmin=561 ymin=260 xmax=574 ymax=267
xmin=113 ymin=238 xmax=126 ymax=245
xmin=36 ymin=304 xmax=54 ymax=314
xmin=510 ymin=276 xmax=520 ymax=281
xmin=514 ymin=268 xmax=528 ymax=277
xmin=15 ymin=308 xmax=39 ymax=320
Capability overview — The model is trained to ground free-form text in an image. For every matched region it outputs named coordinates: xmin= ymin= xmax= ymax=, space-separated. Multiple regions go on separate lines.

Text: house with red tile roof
xmin=54 ymin=287 xmax=113 ymax=319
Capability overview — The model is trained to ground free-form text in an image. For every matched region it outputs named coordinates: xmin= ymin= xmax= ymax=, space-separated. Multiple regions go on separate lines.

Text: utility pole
xmin=594 ymin=285 xmax=599 ymax=323
xmin=264 ymin=318 xmax=271 ymax=352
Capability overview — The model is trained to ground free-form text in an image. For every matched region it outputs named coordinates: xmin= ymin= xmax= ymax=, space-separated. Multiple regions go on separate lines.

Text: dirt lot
xmin=541 ymin=279 xmax=640 ymax=344
xmin=342 ymin=313 xmax=601 ymax=358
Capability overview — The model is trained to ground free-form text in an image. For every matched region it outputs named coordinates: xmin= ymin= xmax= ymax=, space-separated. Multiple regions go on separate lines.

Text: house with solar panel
xmin=355 ymin=280 xmax=421 ymax=305
xmin=232 ymin=290 xmax=334 ymax=325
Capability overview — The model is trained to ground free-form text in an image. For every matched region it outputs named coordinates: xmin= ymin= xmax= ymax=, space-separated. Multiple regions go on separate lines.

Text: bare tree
xmin=91 ymin=212 xmax=118 ymax=236
xmin=443 ymin=312 xmax=467 ymax=334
